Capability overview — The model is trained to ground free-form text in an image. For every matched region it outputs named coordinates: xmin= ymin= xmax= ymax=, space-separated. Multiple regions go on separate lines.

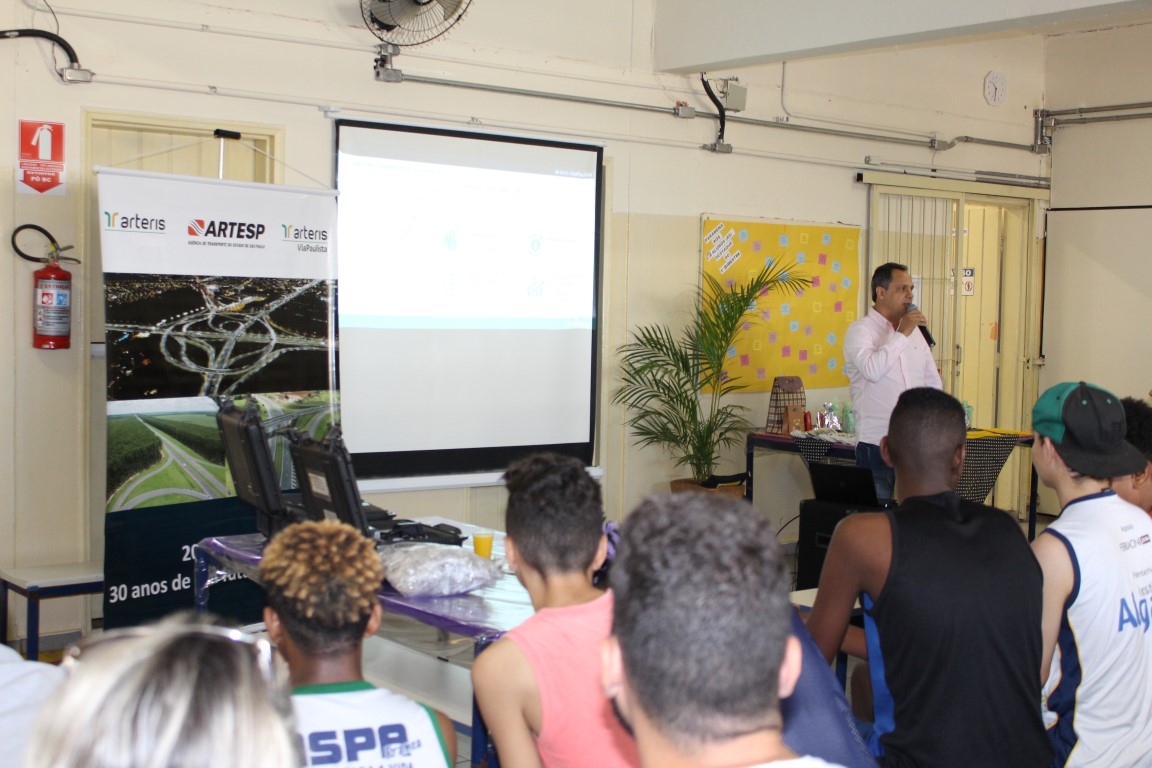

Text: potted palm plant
xmin=614 ymin=262 xmax=809 ymax=490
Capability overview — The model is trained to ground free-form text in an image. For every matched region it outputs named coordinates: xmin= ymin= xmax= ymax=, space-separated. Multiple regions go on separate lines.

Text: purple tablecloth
xmin=194 ymin=526 xmax=534 ymax=641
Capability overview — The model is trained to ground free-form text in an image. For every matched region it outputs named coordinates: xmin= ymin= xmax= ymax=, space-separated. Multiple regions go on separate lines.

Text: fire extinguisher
xmin=11 ymin=223 xmax=81 ymax=350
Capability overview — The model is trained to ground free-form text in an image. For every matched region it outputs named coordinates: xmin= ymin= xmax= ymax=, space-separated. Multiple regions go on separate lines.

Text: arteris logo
xmin=282 ymin=223 xmax=329 ymax=252
xmin=104 ymin=210 xmax=166 ymax=232
xmin=281 ymin=223 xmax=328 ymax=241
xmin=187 ymin=219 xmax=266 ymax=239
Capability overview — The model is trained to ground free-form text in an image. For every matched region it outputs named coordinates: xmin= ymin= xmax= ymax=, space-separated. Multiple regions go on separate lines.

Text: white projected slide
xmin=335 ymin=122 xmax=601 ymax=473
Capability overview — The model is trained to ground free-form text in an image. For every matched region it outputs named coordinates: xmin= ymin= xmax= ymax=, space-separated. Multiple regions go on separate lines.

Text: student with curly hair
xmin=261 ymin=520 xmax=456 ymax=768
xmin=471 ymin=452 xmax=639 ymax=768
xmin=602 ymin=492 xmax=844 ymax=768
xmin=1113 ymin=396 xmax=1152 ymax=514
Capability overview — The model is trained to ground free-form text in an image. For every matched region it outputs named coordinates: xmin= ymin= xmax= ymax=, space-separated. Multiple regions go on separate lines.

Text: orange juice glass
xmin=472 ymin=532 xmax=494 ymax=559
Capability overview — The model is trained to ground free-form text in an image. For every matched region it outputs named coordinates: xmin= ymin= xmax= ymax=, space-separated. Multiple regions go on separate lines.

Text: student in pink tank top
xmin=472 ymin=453 xmax=640 ymax=768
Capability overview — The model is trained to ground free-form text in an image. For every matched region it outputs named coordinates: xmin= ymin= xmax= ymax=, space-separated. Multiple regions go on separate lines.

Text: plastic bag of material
xmin=378 ymin=543 xmax=502 ymax=597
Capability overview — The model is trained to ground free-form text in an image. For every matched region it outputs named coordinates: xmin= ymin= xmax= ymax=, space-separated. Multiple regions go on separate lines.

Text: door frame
xmin=863 ymin=171 xmax=1049 ymax=515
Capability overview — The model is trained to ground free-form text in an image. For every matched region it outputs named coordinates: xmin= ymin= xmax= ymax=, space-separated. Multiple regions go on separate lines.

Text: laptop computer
xmin=288 ymin=430 xmax=464 ymax=547
xmin=807 ymin=461 xmax=897 ymax=509
xmin=215 ymin=398 xmax=408 ymax=540
xmin=215 ymin=399 xmax=306 ymax=538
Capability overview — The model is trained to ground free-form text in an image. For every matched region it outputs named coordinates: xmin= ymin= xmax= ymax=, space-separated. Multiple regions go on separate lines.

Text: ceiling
xmin=653 ymin=0 xmax=1152 ymax=73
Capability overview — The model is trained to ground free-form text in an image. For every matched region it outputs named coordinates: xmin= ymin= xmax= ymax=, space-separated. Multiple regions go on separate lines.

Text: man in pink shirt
xmin=843 ymin=262 xmax=941 ymax=499
xmin=472 ymin=453 xmax=639 ymax=768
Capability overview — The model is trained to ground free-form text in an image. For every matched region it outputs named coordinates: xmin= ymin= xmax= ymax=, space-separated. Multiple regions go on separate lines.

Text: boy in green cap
xmin=1031 ymin=381 xmax=1152 ymax=767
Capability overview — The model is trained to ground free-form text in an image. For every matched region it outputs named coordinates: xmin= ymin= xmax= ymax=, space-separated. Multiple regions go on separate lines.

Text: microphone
xmin=907 ymin=303 xmax=936 ymax=347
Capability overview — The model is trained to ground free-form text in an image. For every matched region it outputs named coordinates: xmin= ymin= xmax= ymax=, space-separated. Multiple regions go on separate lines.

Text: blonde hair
xmin=260 ymin=520 xmax=382 ymax=654
xmin=24 ymin=614 xmax=297 ymax=768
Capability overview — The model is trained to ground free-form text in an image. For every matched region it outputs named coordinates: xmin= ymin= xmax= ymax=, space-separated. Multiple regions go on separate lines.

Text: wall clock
xmin=984 ymin=71 xmax=1007 ymax=106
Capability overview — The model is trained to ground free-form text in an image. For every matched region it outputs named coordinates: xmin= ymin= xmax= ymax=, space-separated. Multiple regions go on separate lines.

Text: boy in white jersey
xmin=261 ymin=521 xmax=456 ymax=767
xmin=1031 ymin=381 xmax=1152 ymax=767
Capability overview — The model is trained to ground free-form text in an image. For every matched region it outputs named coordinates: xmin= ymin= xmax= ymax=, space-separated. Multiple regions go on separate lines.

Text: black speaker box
xmin=795 ymin=499 xmax=885 ymax=590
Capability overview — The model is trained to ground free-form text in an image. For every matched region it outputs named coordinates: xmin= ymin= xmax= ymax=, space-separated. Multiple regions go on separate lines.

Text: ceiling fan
xmin=360 ymin=0 xmax=473 ymax=81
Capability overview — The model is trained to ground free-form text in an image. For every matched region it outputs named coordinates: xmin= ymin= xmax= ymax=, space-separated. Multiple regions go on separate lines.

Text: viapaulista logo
xmin=188 ymin=219 xmax=207 ymax=236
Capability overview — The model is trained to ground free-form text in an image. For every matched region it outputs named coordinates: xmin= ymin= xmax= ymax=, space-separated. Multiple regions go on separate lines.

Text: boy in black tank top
xmin=805 ymin=388 xmax=1051 ymax=768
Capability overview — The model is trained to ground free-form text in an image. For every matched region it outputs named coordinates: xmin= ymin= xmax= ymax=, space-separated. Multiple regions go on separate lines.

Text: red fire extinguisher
xmin=12 ymin=224 xmax=80 ymax=350
xmin=33 ymin=256 xmax=72 ymax=349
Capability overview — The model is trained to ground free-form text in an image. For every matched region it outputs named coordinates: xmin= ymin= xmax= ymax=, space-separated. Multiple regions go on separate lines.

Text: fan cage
xmin=361 ymin=0 xmax=472 ymax=48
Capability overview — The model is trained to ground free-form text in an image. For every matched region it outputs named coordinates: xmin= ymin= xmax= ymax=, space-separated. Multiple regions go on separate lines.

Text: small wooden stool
xmin=0 ymin=561 xmax=104 ymax=660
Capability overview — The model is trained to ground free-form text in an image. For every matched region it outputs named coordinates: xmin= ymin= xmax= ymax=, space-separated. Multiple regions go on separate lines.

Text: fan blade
xmin=366 ymin=0 xmax=422 ymax=30
xmin=435 ymin=0 xmax=466 ymax=19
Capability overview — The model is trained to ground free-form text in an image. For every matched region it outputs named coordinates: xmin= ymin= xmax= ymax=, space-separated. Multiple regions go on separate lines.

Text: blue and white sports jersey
xmin=1042 ymin=490 xmax=1152 ymax=767
xmin=292 ymin=681 xmax=451 ymax=768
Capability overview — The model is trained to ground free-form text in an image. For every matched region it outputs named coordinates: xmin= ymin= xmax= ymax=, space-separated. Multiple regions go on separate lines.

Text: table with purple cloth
xmin=193 ymin=520 xmax=534 ymax=640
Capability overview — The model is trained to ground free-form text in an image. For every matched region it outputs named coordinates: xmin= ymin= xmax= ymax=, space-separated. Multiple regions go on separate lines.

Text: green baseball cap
xmin=1032 ymin=381 xmax=1147 ymax=478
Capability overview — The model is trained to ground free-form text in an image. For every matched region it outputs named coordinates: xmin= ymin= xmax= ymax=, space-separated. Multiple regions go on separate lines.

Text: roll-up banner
xmin=96 ymin=168 xmax=338 ymax=627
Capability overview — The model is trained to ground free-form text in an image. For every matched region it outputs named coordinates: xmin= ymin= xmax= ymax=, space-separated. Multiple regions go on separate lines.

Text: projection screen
xmin=335 ymin=120 xmax=602 ymax=479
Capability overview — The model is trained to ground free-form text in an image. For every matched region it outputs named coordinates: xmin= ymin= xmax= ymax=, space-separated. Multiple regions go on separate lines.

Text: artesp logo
xmin=187 ymin=219 xmax=265 ymax=239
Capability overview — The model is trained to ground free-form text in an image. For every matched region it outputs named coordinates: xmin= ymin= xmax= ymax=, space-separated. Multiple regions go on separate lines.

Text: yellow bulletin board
xmin=702 ymin=217 xmax=861 ymax=391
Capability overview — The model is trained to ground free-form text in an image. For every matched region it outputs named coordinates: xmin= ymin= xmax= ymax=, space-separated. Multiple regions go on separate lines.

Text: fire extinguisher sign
xmin=18 ymin=120 xmax=66 ymax=196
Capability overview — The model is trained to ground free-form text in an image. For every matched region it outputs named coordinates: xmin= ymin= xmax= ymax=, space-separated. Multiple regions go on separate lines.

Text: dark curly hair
xmin=1123 ymin=397 xmax=1152 ymax=460
xmin=260 ymin=521 xmax=382 ymax=655
xmin=503 ymin=452 xmax=603 ymax=575
xmin=611 ymin=492 xmax=790 ymax=748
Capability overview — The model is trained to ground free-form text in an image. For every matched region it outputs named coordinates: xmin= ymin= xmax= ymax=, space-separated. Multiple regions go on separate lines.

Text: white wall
xmin=1043 ymin=25 xmax=1152 ymax=412
xmin=1 ymin=0 xmax=1049 ymax=637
